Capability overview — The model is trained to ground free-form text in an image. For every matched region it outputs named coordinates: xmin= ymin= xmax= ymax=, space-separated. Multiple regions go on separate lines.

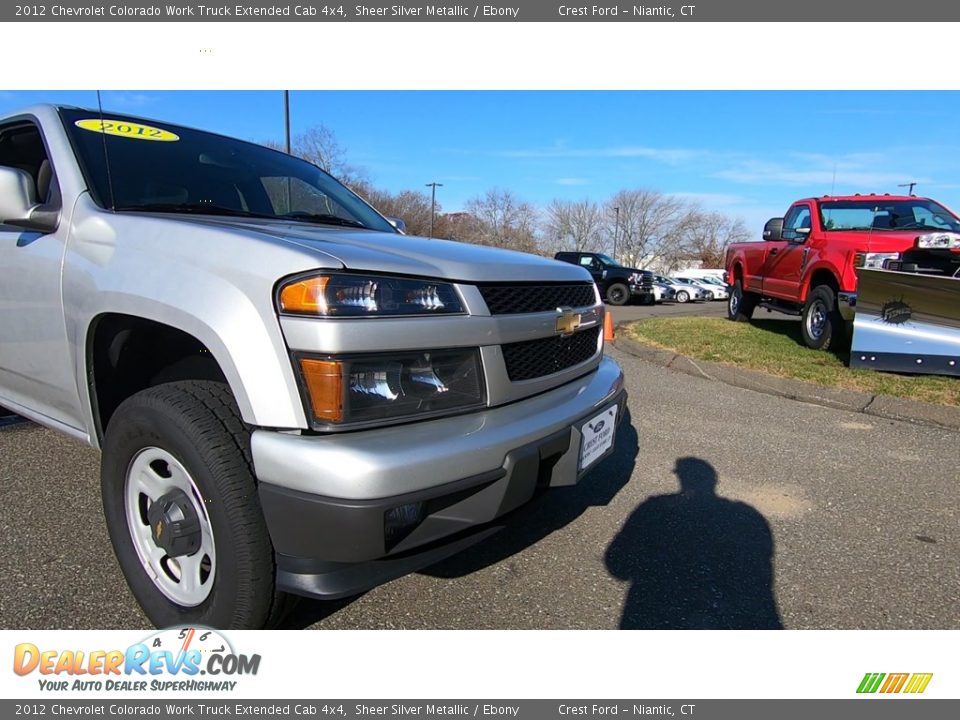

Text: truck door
xmin=578 ymin=254 xmax=606 ymax=287
xmin=0 ymin=120 xmax=83 ymax=431
xmin=761 ymin=203 xmax=811 ymax=299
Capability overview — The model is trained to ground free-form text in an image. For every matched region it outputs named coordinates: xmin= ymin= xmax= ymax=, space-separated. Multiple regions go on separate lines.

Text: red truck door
xmin=761 ymin=203 xmax=812 ymax=299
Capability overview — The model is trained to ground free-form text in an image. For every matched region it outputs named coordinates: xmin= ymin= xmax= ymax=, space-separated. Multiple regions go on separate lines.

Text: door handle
xmin=769 ymin=248 xmax=779 ymax=256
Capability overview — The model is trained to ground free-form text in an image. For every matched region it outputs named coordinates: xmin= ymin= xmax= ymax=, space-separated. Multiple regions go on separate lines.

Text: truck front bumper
xmin=251 ymin=356 xmax=626 ymax=599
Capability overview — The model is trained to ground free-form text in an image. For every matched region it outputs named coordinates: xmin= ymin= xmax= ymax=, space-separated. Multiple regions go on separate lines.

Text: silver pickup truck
xmin=0 ymin=105 xmax=627 ymax=628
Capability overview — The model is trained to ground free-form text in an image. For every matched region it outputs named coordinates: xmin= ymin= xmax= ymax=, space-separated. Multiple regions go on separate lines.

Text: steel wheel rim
xmin=806 ymin=300 xmax=828 ymax=340
xmin=610 ymin=287 xmax=625 ymax=303
xmin=124 ymin=447 xmax=216 ymax=606
xmin=729 ymin=291 xmax=740 ymax=315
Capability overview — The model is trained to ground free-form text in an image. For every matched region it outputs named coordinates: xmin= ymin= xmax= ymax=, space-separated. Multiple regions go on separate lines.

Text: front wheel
xmin=727 ymin=280 xmax=757 ymax=322
xmin=605 ymin=282 xmax=630 ymax=306
xmin=675 ymin=290 xmax=690 ymax=304
xmin=101 ymin=380 xmax=287 ymax=629
xmin=801 ymin=285 xmax=845 ymax=351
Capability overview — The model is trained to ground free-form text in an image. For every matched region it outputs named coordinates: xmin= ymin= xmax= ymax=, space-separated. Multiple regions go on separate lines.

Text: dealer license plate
xmin=579 ymin=404 xmax=618 ymax=472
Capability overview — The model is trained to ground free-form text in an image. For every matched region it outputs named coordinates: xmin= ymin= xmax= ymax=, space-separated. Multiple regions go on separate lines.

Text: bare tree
xmin=606 ymin=189 xmax=687 ymax=268
xmin=673 ymin=209 xmax=751 ymax=270
xmin=261 ymin=125 xmax=368 ymax=187
xmin=542 ymin=199 xmax=606 ymax=254
xmin=462 ymin=189 xmax=540 ymax=254
xmin=356 ymin=186 xmax=448 ymax=237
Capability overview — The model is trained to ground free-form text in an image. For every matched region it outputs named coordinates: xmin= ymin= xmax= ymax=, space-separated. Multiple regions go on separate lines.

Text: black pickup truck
xmin=554 ymin=251 xmax=655 ymax=306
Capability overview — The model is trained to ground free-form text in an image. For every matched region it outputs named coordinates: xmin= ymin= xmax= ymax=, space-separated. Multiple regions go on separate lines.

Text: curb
xmin=613 ymin=334 xmax=960 ymax=433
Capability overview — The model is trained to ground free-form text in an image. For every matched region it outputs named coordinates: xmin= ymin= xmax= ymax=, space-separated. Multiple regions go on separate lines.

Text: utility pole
xmin=612 ymin=206 xmax=620 ymax=261
xmin=284 ymin=90 xmax=291 ymax=154
xmin=426 ymin=182 xmax=443 ymax=238
xmin=283 ymin=91 xmax=292 ymax=213
xmin=898 ymin=182 xmax=917 ymax=196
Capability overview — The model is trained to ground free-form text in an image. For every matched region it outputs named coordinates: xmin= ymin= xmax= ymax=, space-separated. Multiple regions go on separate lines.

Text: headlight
xmin=853 ymin=251 xmax=901 ymax=269
xmin=296 ymin=349 xmax=485 ymax=429
xmin=916 ymin=232 xmax=960 ymax=250
xmin=278 ymin=273 xmax=464 ymax=316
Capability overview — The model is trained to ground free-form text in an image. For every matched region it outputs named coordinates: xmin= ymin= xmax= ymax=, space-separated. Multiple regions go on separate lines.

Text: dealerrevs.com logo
xmin=857 ymin=672 xmax=933 ymax=694
xmin=13 ymin=627 xmax=260 ymax=692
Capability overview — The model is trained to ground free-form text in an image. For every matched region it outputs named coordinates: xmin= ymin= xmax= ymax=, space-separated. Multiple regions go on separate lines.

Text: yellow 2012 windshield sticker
xmin=75 ymin=119 xmax=179 ymax=142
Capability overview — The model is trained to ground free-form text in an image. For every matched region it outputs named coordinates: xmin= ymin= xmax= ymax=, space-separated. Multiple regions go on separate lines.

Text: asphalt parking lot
xmin=1 ymin=299 xmax=956 ymax=629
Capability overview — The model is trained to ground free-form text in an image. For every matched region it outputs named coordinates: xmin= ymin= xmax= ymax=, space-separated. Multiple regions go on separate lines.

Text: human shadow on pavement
xmin=605 ymin=457 xmax=782 ymax=629
xmin=282 ymin=408 xmax=638 ymax=628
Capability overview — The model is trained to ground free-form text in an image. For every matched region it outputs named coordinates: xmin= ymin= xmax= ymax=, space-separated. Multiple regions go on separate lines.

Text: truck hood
xmin=181 ymin=216 xmax=590 ymax=283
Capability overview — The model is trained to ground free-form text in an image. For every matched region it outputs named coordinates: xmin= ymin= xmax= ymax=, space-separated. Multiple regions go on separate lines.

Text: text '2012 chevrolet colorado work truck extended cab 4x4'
xmin=724 ymin=194 xmax=960 ymax=350
xmin=0 ymin=105 xmax=627 ymax=628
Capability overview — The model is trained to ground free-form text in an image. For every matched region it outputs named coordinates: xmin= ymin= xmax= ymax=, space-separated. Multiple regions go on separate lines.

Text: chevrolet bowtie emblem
xmin=155 ymin=521 xmax=164 ymax=538
xmin=556 ymin=309 xmax=581 ymax=337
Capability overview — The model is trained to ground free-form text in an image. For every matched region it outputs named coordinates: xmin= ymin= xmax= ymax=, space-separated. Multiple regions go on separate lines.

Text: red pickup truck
xmin=724 ymin=194 xmax=960 ymax=349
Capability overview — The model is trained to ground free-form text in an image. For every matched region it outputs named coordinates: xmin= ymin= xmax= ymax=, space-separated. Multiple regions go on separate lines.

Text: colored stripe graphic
xmin=880 ymin=673 xmax=909 ymax=693
xmin=857 ymin=673 xmax=885 ymax=693
xmin=904 ymin=674 xmax=933 ymax=694
xmin=857 ymin=672 xmax=933 ymax=694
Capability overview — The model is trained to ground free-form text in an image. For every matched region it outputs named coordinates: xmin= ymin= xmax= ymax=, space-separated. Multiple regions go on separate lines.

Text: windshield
xmin=596 ymin=253 xmax=623 ymax=267
xmin=60 ymin=108 xmax=395 ymax=232
xmin=820 ymin=199 xmax=960 ymax=233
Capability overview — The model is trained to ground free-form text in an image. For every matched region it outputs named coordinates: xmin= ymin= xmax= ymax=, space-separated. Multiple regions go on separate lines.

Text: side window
xmin=578 ymin=256 xmax=592 ymax=267
xmin=782 ymin=205 xmax=812 ymax=241
xmin=0 ymin=122 xmax=53 ymax=209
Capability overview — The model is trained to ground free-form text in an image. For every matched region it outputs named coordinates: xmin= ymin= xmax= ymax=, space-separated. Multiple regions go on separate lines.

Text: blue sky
xmin=3 ymin=90 xmax=959 ymax=234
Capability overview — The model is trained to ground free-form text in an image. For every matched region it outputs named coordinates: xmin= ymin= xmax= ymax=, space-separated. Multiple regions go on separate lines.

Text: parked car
xmin=654 ymin=275 xmax=710 ymax=303
xmin=554 ymin=251 xmax=655 ymax=305
xmin=0 ymin=105 xmax=627 ymax=628
xmin=724 ymin=194 xmax=947 ymax=350
xmin=675 ymin=276 xmax=729 ymax=300
xmin=653 ymin=283 xmax=676 ymax=303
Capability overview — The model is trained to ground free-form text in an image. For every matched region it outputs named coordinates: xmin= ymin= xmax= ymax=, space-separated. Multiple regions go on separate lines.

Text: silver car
xmin=655 ymin=276 xmax=711 ymax=303
xmin=675 ymin=276 xmax=729 ymax=301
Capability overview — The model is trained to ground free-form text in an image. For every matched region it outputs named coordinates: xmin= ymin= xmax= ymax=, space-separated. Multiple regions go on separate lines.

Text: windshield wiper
xmin=279 ymin=212 xmax=367 ymax=228
xmin=115 ymin=203 xmax=279 ymax=220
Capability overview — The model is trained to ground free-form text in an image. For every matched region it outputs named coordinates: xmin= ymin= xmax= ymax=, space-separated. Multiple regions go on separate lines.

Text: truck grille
xmin=502 ymin=327 xmax=600 ymax=381
xmin=478 ymin=283 xmax=596 ymax=315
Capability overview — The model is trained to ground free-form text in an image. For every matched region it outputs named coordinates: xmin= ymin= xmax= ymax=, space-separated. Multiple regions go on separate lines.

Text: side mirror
xmin=386 ymin=216 xmax=407 ymax=234
xmin=763 ymin=217 xmax=784 ymax=241
xmin=0 ymin=166 xmax=57 ymax=233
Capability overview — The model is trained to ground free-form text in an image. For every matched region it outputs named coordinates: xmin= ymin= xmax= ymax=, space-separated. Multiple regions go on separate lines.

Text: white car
xmin=654 ymin=276 xmax=711 ymax=303
xmin=675 ymin=276 xmax=729 ymax=301
xmin=653 ymin=283 xmax=676 ymax=303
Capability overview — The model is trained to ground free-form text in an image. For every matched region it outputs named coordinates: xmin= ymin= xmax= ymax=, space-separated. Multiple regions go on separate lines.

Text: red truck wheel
xmin=727 ymin=281 xmax=757 ymax=322
xmin=801 ymin=285 xmax=845 ymax=350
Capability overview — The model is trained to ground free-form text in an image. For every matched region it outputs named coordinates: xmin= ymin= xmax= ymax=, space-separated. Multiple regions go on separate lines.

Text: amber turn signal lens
xmin=299 ymin=358 xmax=343 ymax=423
xmin=280 ymin=277 xmax=330 ymax=314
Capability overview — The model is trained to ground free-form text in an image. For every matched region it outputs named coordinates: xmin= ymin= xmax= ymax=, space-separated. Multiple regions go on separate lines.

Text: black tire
xmin=675 ymin=290 xmax=690 ymax=304
xmin=640 ymin=293 xmax=656 ymax=306
xmin=605 ymin=282 xmax=630 ymax=306
xmin=727 ymin=280 xmax=757 ymax=322
xmin=101 ymin=380 xmax=289 ymax=629
xmin=801 ymin=285 xmax=845 ymax=351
